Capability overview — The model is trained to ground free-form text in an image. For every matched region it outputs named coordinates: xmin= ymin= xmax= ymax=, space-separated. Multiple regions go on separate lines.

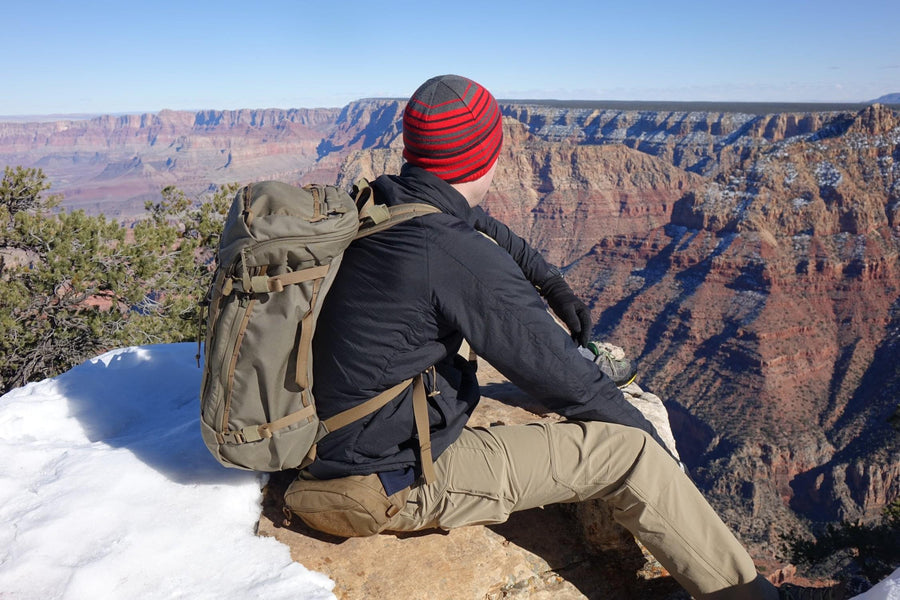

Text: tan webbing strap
xmin=318 ymin=377 xmax=414 ymax=439
xmin=245 ymin=264 xmax=330 ymax=294
xmin=391 ymin=203 xmax=442 ymax=219
xmin=300 ymin=444 xmax=317 ymax=469
xmin=354 ymin=179 xmax=390 ymax=224
xmin=268 ymin=264 xmax=330 ymax=291
xmin=356 ymin=203 xmax=442 ymax=240
xmin=295 ymin=277 xmax=324 ymax=390
xmin=218 ymin=402 xmax=316 ymax=445
xmin=309 ymin=185 xmax=324 ymax=222
xmin=257 ymin=402 xmax=316 ymax=439
xmin=241 ymin=184 xmax=254 ymax=226
xmin=353 ymin=178 xmax=373 ymax=209
xmin=358 ymin=199 xmax=391 ymax=225
xmin=411 ymin=375 xmax=436 ymax=484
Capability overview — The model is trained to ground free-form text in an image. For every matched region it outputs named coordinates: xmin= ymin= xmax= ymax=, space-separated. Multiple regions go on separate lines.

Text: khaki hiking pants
xmin=386 ymin=421 xmax=778 ymax=600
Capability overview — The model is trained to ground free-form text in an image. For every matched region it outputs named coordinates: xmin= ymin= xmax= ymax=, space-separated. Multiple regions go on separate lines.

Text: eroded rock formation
xmin=335 ymin=104 xmax=900 ymax=558
xmin=3 ymin=99 xmax=898 ymax=570
xmin=0 ymin=108 xmax=339 ymax=215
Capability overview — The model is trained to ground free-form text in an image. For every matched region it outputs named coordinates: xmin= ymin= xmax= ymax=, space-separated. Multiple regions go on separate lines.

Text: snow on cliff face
xmin=852 ymin=568 xmax=900 ymax=600
xmin=0 ymin=344 xmax=333 ymax=600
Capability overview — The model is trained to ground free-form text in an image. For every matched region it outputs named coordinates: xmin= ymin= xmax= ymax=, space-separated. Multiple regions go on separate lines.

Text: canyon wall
xmin=0 ymin=107 xmax=339 ymax=216
xmin=336 ymin=103 xmax=900 ymax=557
xmin=2 ymin=100 xmax=898 ymax=560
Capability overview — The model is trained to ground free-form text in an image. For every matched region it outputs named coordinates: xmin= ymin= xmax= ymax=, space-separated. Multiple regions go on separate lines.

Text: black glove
xmin=540 ymin=273 xmax=592 ymax=347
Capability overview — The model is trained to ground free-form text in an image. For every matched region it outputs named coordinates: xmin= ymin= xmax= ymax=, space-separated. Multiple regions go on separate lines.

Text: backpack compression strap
xmin=411 ymin=375 xmax=436 ymax=483
xmin=224 ymin=263 xmax=331 ymax=295
xmin=217 ymin=374 xmax=436 ymax=485
xmin=219 ymin=376 xmax=409 ymax=445
xmin=215 ymin=262 xmax=333 ymax=447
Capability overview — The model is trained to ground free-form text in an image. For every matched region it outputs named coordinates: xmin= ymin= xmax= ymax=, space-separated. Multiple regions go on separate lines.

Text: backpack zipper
xmin=221 ymin=295 xmax=256 ymax=432
xmin=241 ymin=230 xmax=355 ymax=259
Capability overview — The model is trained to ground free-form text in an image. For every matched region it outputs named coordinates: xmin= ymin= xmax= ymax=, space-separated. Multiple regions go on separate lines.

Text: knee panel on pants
xmin=547 ymin=421 xmax=652 ymax=502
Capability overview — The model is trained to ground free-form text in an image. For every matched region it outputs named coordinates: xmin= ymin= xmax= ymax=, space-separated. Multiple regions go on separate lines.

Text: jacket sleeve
xmin=470 ymin=206 xmax=558 ymax=288
xmin=426 ymin=219 xmax=665 ymax=443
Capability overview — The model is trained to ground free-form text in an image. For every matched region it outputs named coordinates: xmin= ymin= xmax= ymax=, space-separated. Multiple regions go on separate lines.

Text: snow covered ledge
xmin=0 ymin=344 xmax=333 ymax=599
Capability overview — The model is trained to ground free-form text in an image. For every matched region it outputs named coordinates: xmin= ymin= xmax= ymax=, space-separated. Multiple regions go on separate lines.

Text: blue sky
xmin=3 ymin=0 xmax=899 ymax=115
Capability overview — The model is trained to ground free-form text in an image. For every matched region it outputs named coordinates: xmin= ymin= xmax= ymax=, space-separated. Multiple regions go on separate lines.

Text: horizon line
xmin=2 ymin=97 xmax=899 ymax=122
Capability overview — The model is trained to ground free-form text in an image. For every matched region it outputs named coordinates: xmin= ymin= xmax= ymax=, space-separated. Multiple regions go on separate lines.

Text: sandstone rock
xmin=847 ymin=104 xmax=900 ymax=136
xmin=259 ymin=477 xmax=632 ymax=600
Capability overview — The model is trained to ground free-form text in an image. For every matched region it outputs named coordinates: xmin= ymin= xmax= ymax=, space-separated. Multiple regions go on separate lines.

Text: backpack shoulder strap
xmin=352 ymin=177 xmax=441 ymax=240
xmin=353 ymin=178 xmax=386 ymax=223
xmin=356 ymin=203 xmax=442 ymax=239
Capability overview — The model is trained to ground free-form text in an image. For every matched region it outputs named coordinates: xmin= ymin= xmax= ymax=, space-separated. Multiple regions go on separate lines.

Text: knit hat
xmin=402 ymin=74 xmax=503 ymax=183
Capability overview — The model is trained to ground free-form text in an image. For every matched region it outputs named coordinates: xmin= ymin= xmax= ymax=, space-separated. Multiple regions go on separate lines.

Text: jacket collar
xmin=372 ymin=164 xmax=475 ymax=225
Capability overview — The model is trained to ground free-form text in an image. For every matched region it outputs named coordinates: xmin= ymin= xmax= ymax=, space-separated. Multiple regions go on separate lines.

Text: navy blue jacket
xmin=309 ymin=165 xmax=660 ymax=489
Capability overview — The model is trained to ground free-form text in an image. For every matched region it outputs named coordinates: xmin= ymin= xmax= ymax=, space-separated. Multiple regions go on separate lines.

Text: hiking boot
xmin=580 ymin=342 xmax=638 ymax=387
xmin=778 ymin=583 xmax=844 ymax=600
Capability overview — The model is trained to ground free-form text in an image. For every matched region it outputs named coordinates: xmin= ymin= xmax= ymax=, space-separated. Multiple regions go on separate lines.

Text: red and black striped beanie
xmin=402 ymin=75 xmax=503 ymax=183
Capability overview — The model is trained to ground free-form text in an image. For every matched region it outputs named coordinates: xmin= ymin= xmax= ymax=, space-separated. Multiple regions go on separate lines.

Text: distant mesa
xmin=871 ymin=92 xmax=900 ymax=104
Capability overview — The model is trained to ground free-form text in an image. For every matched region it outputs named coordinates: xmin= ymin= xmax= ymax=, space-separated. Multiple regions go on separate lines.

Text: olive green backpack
xmin=199 ymin=180 xmax=439 ymax=471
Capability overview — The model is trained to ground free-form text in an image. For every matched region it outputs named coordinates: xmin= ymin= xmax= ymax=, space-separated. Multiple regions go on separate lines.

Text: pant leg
xmin=388 ymin=421 xmax=777 ymax=600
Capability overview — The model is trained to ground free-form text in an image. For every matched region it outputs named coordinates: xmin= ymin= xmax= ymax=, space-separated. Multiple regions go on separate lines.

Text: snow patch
xmin=0 ymin=343 xmax=334 ymax=600
xmin=791 ymin=197 xmax=811 ymax=209
xmin=851 ymin=567 xmax=900 ymax=600
xmin=815 ymin=160 xmax=844 ymax=188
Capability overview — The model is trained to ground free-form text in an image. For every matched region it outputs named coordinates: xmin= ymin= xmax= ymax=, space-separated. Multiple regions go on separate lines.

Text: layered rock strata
xmin=0 ymin=108 xmax=339 ymax=215
xmin=3 ymin=99 xmax=898 ymax=567
xmin=337 ymin=104 xmax=900 ymax=557
xmin=559 ymin=105 xmax=900 ymax=552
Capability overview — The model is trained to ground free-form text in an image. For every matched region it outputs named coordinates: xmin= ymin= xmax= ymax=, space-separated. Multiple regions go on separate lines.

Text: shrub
xmin=0 ymin=165 xmax=237 ymax=393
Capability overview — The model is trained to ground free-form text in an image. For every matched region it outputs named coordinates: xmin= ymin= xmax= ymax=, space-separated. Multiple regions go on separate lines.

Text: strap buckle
xmin=240 ymin=425 xmax=263 ymax=443
xmin=249 ymin=275 xmax=271 ymax=294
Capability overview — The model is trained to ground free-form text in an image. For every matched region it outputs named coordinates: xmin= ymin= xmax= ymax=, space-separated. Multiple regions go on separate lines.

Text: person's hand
xmin=540 ymin=274 xmax=592 ymax=346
